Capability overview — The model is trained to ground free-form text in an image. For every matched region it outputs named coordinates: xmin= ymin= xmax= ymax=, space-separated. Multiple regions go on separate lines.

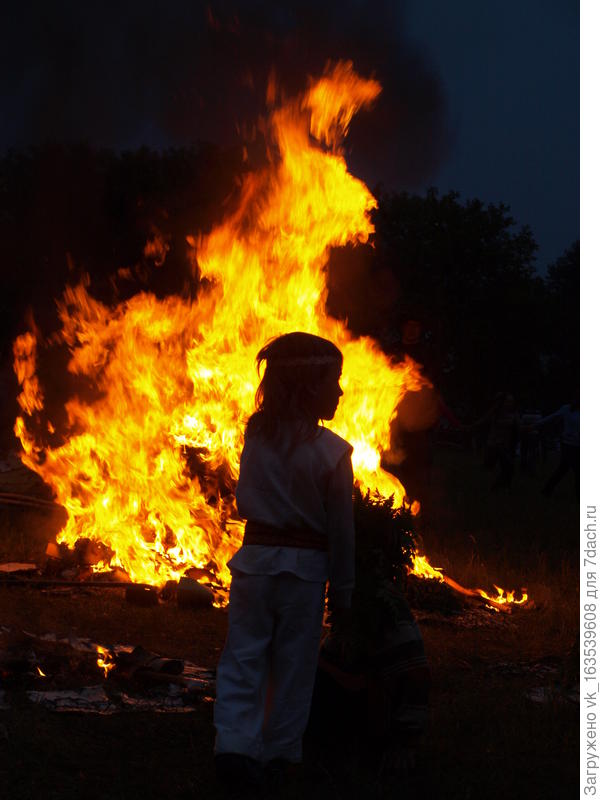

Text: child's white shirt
xmin=231 ymin=424 xmax=355 ymax=608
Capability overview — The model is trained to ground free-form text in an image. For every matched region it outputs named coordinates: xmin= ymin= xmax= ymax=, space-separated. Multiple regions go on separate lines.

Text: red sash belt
xmin=243 ymin=520 xmax=328 ymax=552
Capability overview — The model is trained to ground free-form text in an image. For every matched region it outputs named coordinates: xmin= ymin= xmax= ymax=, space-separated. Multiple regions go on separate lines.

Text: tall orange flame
xmin=13 ymin=63 xmax=428 ymax=597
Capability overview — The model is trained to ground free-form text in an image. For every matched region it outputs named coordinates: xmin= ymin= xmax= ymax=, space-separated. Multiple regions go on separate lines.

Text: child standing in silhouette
xmin=214 ymin=332 xmax=355 ymax=787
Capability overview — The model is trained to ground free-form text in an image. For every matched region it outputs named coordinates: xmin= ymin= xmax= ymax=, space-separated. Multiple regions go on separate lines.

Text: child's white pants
xmin=213 ymin=571 xmax=325 ymax=763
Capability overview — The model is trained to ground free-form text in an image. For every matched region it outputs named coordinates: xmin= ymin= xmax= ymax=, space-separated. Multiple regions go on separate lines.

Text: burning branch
xmin=409 ymin=551 xmax=528 ymax=612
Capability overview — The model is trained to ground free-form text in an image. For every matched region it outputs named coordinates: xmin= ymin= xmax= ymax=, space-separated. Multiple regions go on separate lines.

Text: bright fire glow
xmin=12 ymin=62 xmax=429 ymax=598
xmin=478 ymin=585 xmax=528 ymax=607
xmin=410 ymin=552 xmax=445 ymax=582
xmin=409 ymin=550 xmax=528 ymax=611
xmin=96 ymin=645 xmax=115 ymax=678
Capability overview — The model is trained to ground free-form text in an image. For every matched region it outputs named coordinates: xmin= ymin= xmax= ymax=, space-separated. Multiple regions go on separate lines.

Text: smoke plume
xmin=2 ymin=0 xmax=449 ymax=189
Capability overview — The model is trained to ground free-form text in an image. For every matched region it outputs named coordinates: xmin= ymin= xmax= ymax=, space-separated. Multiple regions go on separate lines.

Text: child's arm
xmin=326 ymin=450 xmax=355 ymax=610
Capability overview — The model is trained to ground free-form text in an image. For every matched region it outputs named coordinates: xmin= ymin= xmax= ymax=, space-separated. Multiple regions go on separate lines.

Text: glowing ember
xmin=12 ymin=62 xmax=428 ymax=597
xmin=91 ymin=561 xmax=113 ymax=574
xmin=410 ymin=552 xmax=445 ymax=582
xmin=479 ymin=585 xmax=528 ymax=607
xmin=96 ymin=646 xmax=115 ymax=678
xmin=408 ymin=550 xmax=528 ymax=611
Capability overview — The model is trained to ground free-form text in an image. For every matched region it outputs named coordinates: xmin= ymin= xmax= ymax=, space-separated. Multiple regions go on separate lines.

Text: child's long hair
xmin=246 ymin=332 xmax=342 ymax=443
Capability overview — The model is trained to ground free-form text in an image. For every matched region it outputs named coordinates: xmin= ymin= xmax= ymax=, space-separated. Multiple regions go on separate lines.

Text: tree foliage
xmin=327 ymin=188 xmax=577 ymax=412
xmin=542 ymin=241 xmax=579 ymax=402
xmin=331 ymin=488 xmax=417 ymax=664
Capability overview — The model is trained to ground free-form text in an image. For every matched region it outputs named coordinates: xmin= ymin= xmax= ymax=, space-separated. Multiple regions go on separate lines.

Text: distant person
xmin=466 ymin=392 xmax=520 ymax=489
xmin=213 ymin=332 xmax=355 ymax=792
xmin=531 ymin=399 xmax=579 ymax=496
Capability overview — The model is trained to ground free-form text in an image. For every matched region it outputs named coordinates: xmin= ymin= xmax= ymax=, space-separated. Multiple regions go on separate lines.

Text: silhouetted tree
xmin=542 ymin=240 xmax=579 ymax=406
xmin=327 ymin=188 xmax=550 ymax=413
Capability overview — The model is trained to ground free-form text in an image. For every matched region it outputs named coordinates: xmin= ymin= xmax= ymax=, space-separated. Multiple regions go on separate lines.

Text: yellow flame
xmin=478 ymin=585 xmax=528 ymax=607
xmin=410 ymin=552 xmax=445 ymax=582
xmin=96 ymin=645 xmax=115 ymax=678
xmin=13 ymin=332 xmax=44 ymax=415
xmin=408 ymin=550 xmax=528 ymax=610
xmin=91 ymin=560 xmax=113 ymax=574
xmin=303 ymin=61 xmax=382 ymax=148
xmin=12 ymin=63 xmax=431 ymax=600
xmin=36 ymin=666 xmax=46 ymax=677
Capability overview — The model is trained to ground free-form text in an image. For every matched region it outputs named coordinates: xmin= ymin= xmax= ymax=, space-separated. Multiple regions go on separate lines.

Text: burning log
xmin=408 ymin=552 xmax=530 ymax=614
xmin=0 ymin=626 xmax=215 ymax=715
xmin=405 ymin=572 xmax=465 ymax=615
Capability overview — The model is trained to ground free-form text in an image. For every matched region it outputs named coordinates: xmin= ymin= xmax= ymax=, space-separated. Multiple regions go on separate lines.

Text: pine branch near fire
xmin=329 ymin=489 xmax=416 ymax=663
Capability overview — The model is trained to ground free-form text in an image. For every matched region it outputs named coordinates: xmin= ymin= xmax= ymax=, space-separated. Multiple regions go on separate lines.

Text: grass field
xmin=0 ymin=444 xmax=579 ymax=799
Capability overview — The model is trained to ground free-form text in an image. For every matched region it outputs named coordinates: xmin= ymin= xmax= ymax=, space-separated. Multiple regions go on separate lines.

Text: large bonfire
xmin=13 ymin=63 xmax=428 ymax=597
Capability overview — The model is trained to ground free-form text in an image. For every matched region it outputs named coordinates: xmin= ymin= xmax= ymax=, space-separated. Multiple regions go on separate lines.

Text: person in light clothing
xmin=213 ymin=331 xmax=355 ymax=787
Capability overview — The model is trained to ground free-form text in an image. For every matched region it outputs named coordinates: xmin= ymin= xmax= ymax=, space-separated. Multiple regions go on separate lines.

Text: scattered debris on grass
xmin=0 ymin=625 xmax=215 ymax=715
xmin=0 ymin=562 xmax=38 ymax=574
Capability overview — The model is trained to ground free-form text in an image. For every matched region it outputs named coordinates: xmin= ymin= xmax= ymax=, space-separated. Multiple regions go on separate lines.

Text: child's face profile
xmin=314 ymin=362 xmax=343 ymax=421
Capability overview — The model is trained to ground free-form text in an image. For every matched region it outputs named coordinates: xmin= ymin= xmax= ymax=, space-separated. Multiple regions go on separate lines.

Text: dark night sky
xmin=2 ymin=0 xmax=579 ymax=272
xmin=404 ymin=0 xmax=579 ymax=273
